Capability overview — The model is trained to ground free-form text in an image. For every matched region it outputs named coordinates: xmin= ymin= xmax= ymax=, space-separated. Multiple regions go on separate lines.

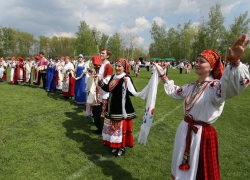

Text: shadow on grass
xmin=63 ymin=108 xmax=139 ymax=180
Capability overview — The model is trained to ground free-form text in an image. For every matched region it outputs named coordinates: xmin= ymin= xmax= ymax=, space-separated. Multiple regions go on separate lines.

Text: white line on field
xmin=66 ymin=103 xmax=182 ymax=180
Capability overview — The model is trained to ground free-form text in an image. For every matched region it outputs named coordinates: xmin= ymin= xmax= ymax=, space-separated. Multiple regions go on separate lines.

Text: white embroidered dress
xmin=61 ymin=62 xmax=74 ymax=92
xmin=163 ymin=63 xmax=249 ymax=180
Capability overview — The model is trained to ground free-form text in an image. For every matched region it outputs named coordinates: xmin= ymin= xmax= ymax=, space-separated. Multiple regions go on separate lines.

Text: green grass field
xmin=0 ymin=67 xmax=250 ymax=180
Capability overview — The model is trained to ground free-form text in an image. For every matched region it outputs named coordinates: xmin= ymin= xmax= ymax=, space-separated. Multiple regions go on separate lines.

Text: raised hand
xmin=228 ymin=33 xmax=250 ymax=59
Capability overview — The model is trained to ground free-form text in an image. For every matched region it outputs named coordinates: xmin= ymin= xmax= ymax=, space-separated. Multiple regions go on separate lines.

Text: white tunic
xmin=163 ymin=63 xmax=249 ymax=180
xmin=62 ymin=62 xmax=74 ymax=92
xmin=0 ymin=62 xmax=4 ymax=78
xmin=25 ymin=61 xmax=32 ymax=82
xmin=10 ymin=61 xmax=16 ymax=81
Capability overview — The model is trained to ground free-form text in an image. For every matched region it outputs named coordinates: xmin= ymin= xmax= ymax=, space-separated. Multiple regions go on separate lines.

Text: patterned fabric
xmin=102 ymin=119 xmax=133 ymax=148
xmin=62 ymin=74 xmax=75 ymax=97
xmin=179 ymin=115 xmax=210 ymax=171
xmin=196 ymin=125 xmax=220 ymax=180
xmin=199 ymin=49 xmax=224 ymax=79
xmin=101 ymin=99 xmax=108 ymax=117
xmin=115 ymin=58 xmax=130 ymax=75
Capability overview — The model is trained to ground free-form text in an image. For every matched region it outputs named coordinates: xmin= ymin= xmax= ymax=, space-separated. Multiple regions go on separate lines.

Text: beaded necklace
xmin=185 ymin=81 xmax=209 ymax=115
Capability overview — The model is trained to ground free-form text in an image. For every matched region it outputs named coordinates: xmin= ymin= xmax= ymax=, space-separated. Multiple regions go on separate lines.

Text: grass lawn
xmin=0 ymin=67 xmax=250 ymax=180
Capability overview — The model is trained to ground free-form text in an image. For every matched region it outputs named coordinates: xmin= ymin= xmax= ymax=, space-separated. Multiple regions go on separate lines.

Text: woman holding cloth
xmin=98 ymin=58 xmax=136 ymax=157
xmin=154 ymin=34 xmax=249 ymax=180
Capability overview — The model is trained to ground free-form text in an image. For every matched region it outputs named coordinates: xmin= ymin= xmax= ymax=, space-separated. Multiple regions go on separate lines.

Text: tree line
xmin=149 ymin=3 xmax=250 ymax=62
xmin=0 ymin=21 xmax=147 ymax=61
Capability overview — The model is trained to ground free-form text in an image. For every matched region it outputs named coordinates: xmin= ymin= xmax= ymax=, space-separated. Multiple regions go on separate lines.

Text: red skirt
xmin=171 ymin=125 xmax=220 ymax=180
xmin=33 ymin=69 xmax=41 ymax=85
xmin=54 ymin=71 xmax=59 ymax=86
xmin=62 ymin=75 xmax=75 ymax=97
xmin=1 ymin=71 xmax=7 ymax=81
xmin=11 ymin=69 xmax=18 ymax=84
xmin=103 ymin=119 xmax=134 ymax=148
xmin=196 ymin=125 xmax=220 ymax=180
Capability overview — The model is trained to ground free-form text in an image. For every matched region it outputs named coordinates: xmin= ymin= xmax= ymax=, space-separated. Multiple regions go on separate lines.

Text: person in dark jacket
xmin=98 ymin=58 xmax=136 ymax=157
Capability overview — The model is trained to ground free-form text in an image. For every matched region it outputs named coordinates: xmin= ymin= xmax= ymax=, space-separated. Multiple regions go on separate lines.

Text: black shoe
xmin=116 ymin=148 xmax=125 ymax=157
xmin=92 ymin=129 xmax=102 ymax=134
xmin=109 ymin=148 xmax=118 ymax=155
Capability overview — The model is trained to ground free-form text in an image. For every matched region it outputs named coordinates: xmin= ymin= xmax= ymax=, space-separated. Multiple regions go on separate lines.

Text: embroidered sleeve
xmin=98 ymin=79 xmax=105 ymax=87
xmin=163 ymin=80 xmax=192 ymax=100
xmin=98 ymin=75 xmax=113 ymax=92
xmin=211 ymin=62 xmax=249 ymax=104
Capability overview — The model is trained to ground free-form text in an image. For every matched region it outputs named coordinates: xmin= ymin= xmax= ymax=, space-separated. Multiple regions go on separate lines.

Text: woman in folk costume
xmin=134 ymin=59 xmax=140 ymax=77
xmin=24 ymin=57 xmax=32 ymax=86
xmin=46 ymin=59 xmax=56 ymax=92
xmin=154 ymin=34 xmax=249 ymax=180
xmin=185 ymin=61 xmax=191 ymax=74
xmin=162 ymin=60 xmax=168 ymax=75
xmin=16 ymin=56 xmax=25 ymax=85
xmin=85 ymin=56 xmax=103 ymax=122
xmin=62 ymin=56 xmax=75 ymax=99
xmin=54 ymin=57 xmax=64 ymax=92
xmin=33 ymin=56 xmax=41 ymax=86
xmin=98 ymin=58 xmax=136 ymax=157
xmin=74 ymin=54 xmax=89 ymax=104
xmin=0 ymin=57 xmax=8 ymax=82
xmin=10 ymin=57 xmax=18 ymax=84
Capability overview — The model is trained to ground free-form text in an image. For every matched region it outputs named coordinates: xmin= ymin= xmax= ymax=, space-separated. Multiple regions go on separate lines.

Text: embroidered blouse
xmin=99 ymin=74 xmax=137 ymax=121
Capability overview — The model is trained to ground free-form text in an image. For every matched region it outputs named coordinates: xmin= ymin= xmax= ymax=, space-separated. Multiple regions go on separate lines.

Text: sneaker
xmin=109 ymin=148 xmax=118 ymax=155
xmin=116 ymin=148 xmax=125 ymax=157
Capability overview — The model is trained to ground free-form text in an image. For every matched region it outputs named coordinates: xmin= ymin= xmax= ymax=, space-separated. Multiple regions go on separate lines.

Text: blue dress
xmin=46 ymin=65 xmax=56 ymax=91
xmin=74 ymin=66 xmax=87 ymax=104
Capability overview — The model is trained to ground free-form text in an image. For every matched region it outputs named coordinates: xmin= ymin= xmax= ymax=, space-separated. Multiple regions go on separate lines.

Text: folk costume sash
xmin=179 ymin=115 xmax=210 ymax=171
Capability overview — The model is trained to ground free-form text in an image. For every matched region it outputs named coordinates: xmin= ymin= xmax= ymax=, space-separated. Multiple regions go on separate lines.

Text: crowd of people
xmin=1 ymin=34 xmax=250 ymax=179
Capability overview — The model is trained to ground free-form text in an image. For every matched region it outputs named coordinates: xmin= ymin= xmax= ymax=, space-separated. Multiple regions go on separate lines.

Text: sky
xmin=0 ymin=0 xmax=250 ymax=50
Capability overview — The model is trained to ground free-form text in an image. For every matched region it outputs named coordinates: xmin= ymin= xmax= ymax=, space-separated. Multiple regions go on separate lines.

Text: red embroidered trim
xmin=109 ymin=79 xmax=120 ymax=91
xmin=161 ymin=75 xmax=168 ymax=83
xmin=185 ymin=82 xmax=209 ymax=115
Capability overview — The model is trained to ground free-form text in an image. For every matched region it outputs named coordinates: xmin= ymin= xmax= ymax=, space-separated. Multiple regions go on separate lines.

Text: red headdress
xmin=92 ymin=55 xmax=102 ymax=67
xmin=115 ymin=58 xmax=130 ymax=75
xmin=34 ymin=56 xmax=40 ymax=60
xmin=198 ymin=49 xmax=224 ymax=79
xmin=26 ymin=57 xmax=31 ymax=61
xmin=11 ymin=57 xmax=16 ymax=60
xmin=18 ymin=56 xmax=24 ymax=61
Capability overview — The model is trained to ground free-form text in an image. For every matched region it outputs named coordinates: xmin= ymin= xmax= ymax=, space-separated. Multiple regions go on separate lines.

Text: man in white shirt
xmin=92 ymin=49 xmax=113 ymax=135
xmin=178 ymin=61 xmax=184 ymax=74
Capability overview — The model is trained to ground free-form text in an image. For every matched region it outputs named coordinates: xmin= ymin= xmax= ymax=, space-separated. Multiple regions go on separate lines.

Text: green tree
xmin=39 ymin=35 xmax=50 ymax=55
xmin=18 ymin=31 xmax=35 ymax=57
xmin=206 ymin=3 xmax=226 ymax=51
xmin=107 ymin=32 xmax=122 ymax=60
xmin=75 ymin=21 xmax=98 ymax=57
xmin=99 ymin=34 xmax=109 ymax=51
xmin=149 ymin=21 xmax=167 ymax=58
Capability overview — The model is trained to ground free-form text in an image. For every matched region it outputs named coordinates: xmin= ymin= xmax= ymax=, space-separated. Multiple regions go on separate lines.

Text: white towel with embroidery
xmin=123 ymin=65 xmax=162 ymax=145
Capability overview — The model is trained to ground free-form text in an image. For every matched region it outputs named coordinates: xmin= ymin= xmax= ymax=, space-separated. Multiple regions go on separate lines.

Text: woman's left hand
xmin=228 ymin=33 xmax=250 ymax=58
